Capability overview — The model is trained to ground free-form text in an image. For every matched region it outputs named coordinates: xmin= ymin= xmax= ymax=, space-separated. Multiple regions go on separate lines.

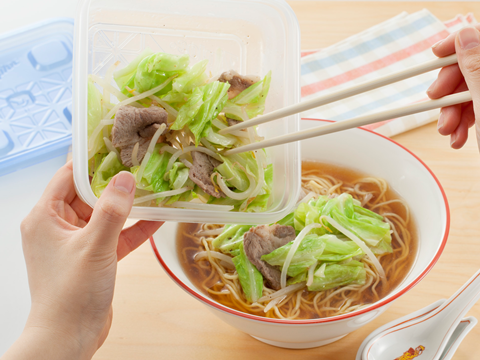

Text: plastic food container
xmin=0 ymin=19 xmax=73 ymax=177
xmin=73 ymin=0 xmax=301 ymax=224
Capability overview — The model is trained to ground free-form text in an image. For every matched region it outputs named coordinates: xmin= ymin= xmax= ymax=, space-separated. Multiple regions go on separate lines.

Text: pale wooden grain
xmin=93 ymin=3 xmax=480 ymax=360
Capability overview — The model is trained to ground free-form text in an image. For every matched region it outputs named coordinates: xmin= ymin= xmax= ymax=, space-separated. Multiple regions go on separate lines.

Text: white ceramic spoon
xmin=362 ymin=269 xmax=480 ymax=360
xmin=438 ymin=316 xmax=477 ymax=360
xmin=356 ymin=299 xmax=477 ymax=360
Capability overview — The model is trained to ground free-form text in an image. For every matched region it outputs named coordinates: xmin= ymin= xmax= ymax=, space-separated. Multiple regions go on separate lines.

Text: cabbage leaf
xmin=232 ymin=243 xmax=263 ymax=302
xmin=91 ymin=151 xmax=127 ymax=197
xmin=87 ymin=78 xmax=106 ymax=159
xmin=116 ymin=52 xmax=189 ymax=96
xmin=288 ymin=261 xmax=366 ymax=291
xmin=223 ymin=71 xmax=272 ymax=121
xmin=212 ymin=224 xmax=253 ymax=256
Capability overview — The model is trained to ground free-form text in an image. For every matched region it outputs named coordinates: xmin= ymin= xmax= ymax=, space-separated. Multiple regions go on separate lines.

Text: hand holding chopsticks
xmin=222 ymin=54 xmax=472 ymax=156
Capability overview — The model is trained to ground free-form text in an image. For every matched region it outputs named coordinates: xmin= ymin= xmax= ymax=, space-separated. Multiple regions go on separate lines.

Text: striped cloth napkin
xmin=300 ymin=10 xmax=477 ymax=137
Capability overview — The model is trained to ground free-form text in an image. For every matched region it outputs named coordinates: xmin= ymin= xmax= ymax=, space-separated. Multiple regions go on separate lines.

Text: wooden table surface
xmin=93 ymin=2 xmax=480 ymax=360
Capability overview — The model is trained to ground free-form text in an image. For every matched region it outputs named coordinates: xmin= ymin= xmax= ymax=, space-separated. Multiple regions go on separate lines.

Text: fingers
xmin=40 ymin=161 xmax=77 ymax=205
xmin=117 ymin=221 xmax=164 ymax=261
xmin=464 ymin=102 xmax=476 ymax=128
xmin=455 ymin=27 xmax=480 ymax=150
xmin=451 ymin=108 xmax=471 ymax=149
xmin=427 ymin=64 xmax=463 ymax=99
xmin=85 ymin=171 xmax=136 ymax=252
xmin=438 ymin=101 xmax=474 ymax=150
xmin=437 ymin=82 xmax=469 ymax=136
xmin=431 ymin=27 xmax=480 ymax=151
xmin=432 ymin=32 xmax=457 ymax=58
xmin=438 ymin=104 xmax=462 ymax=136
xmin=432 ymin=23 xmax=480 ymax=58
xmin=69 ymin=196 xmax=93 ymax=222
xmin=456 ymin=27 xmax=480 ymax=104
xmin=77 ymin=218 xmax=88 ymax=228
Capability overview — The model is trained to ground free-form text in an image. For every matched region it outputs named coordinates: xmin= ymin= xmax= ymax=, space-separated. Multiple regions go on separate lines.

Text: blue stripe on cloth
xmin=328 ymin=79 xmax=433 ymax=121
xmin=301 ymin=14 xmax=438 ymax=76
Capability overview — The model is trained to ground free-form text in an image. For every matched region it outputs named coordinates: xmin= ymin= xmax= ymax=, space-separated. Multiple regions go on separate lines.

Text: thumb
xmin=85 ymin=171 xmax=136 ymax=252
xmin=455 ymin=26 xmax=480 ymax=149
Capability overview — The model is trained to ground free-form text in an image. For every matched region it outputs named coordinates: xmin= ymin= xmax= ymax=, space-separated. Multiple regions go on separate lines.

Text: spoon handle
xmin=430 ymin=269 xmax=480 ymax=359
xmin=436 ymin=269 xmax=480 ymax=316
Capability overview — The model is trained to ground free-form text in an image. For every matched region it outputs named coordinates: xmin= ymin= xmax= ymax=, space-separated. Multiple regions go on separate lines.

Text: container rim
xmin=72 ymin=0 xmax=302 ymax=224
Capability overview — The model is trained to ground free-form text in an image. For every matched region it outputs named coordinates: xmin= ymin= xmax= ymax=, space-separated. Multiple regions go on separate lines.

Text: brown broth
xmin=176 ymin=161 xmax=417 ymax=319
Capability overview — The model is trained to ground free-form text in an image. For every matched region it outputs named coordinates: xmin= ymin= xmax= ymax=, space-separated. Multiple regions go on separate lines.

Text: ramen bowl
xmin=150 ymin=119 xmax=449 ymax=349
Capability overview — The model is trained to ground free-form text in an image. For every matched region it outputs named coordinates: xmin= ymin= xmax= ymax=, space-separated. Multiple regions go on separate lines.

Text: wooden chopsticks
xmin=223 ymin=91 xmax=471 ymax=155
xmin=220 ymin=54 xmax=471 ymax=156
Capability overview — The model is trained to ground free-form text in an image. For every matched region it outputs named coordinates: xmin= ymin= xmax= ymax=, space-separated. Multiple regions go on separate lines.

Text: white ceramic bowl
xmin=150 ymin=119 xmax=450 ymax=349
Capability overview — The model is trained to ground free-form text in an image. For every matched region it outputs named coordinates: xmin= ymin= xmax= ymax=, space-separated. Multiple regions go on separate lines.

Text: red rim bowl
xmin=150 ymin=118 xmax=450 ymax=325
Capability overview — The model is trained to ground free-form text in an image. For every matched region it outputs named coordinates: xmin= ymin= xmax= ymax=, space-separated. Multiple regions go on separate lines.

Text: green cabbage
xmin=170 ymin=87 xmax=204 ymax=130
xmin=204 ymin=127 xmax=237 ymax=148
xmin=89 ymin=153 xmax=107 ymax=178
xmin=216 ymin=156 xmax=250 ymax=191
xmin=91 ymin=50 xmax=277 ymax=213
xmin=262 ymin=234 xmax=326 ymax=267
xmin=207 ymin=159 xmax=273 ymax=212
xmin=292 ymin=193 xmax=392 ymax=254
xmin=264 ymin=236 xmax=326 ymax=278
xmin=261 ymin=233 xmax=364 ymax=277
xmin=223 ymin=71 xmax=272 ymax=121
xmin=116 ymin=52 xmax=189 ymax=96
xmin=87 ymin=78 xmax=106 ymax=159
xmin=324 ymin=194 xmax=392 ymax=254
xmin=210 ymin=188 xmax=392 ymax=300
xmin=294 ymin=201 xmax=325 ymax=233
xmin=259 ymin=193 xmax=389 ymax=284
xmin=160 ymin=91 xmax=190 ymax=106
xmin=91 ymin=152 xmax=127 ymax=197
xmin=189 ymin=81 xmax=230 ymax=145
xmin=212 ymin=224 xmax=253 ymax=256
xmin=164 ymin=183 xmax=195 ymax=205
xmin=319 ymin=235 xmax=364 ymax=261
xmin=166 ymin=162 xmax=189 ymax=190
xmin=133 ymin=144 xmax=172 ymax=192
xmin=276 ymin=212 xmax=295 ymax=228
xmin=232 ymin=243 xmax=263 ymax=302
xmin=131 ymin=145 xmax=195 ymax=204
xmin=172 ymin=59 xmax=208 ymax=94
xmin=288 ymin=261 xmax=366 ymax=291
xmin=170 ymin=81 xmax=230 ymax=144
xmin=113 ymin=49 xmax=154 ymax=92
xmin=246 ymin=163 xmax=273 ymax=213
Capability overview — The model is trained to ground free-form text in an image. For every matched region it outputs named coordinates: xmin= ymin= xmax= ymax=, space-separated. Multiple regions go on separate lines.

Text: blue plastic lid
xmin=0 ymin=18 xmax=73 ymax=176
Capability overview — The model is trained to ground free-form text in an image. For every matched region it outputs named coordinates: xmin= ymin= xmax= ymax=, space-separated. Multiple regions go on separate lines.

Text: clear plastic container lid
xmin=73 ymin=0 xmax=301 ymax=224
xmin=0 ymin=18 xmax=74 ymax=176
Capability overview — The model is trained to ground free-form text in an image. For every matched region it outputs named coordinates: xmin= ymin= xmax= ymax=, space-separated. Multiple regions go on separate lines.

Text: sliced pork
xmin=188 ymin=151 xmax=225 ymax=198
xmin=244 ymin=225 xmax=296 ymax=290
xmin=218 ymin=70 xmax=260 ymax=100
xmin=227 ymin=118 xmax=242 ymax=127
xmin=111 ymin=105 xmax=168 ymax=167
